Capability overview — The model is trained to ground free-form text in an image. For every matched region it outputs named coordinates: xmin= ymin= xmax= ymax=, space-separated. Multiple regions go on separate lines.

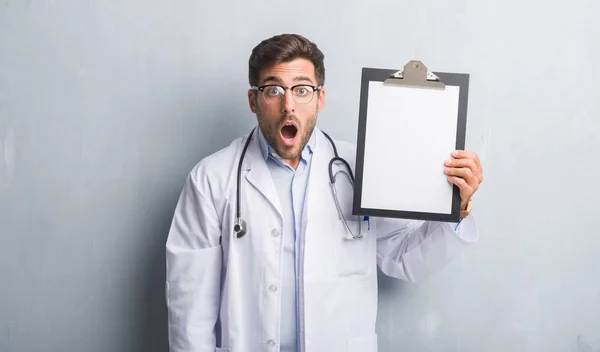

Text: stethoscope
xmin=233 ymin=127 xmax=368 ymax=240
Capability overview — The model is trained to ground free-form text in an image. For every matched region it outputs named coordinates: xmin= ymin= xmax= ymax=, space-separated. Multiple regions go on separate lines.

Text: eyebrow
xmin=262 ymin=75 xmax=315 ymax=85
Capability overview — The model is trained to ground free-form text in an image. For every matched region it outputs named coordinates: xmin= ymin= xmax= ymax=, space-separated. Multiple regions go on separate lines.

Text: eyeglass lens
xmin=261 ymin=85 xmax=317 ymax=104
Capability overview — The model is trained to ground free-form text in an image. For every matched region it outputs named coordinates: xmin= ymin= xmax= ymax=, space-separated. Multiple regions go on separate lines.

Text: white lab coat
xmin=165 ymin=127 xmax=478 ymax=352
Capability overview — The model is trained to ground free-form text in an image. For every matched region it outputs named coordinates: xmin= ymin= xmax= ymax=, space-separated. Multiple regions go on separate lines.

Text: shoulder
xmin=335 ymin=139 xmax=356 ymax=156
xmin=318 ymin=128 xmax=357 ymax=162
xmin=187 ymin=134 xmax=247 ymax=193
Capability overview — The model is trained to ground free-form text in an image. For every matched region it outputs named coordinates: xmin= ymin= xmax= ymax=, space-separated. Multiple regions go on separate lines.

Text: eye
xmin=295 ymin=87 xmax=309 ymax=96
xmin=266 ymin=87 xmax=280 ymax=96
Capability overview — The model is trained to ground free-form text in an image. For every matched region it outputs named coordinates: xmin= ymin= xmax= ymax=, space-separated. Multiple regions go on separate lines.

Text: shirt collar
xmin=256 ymin=125 xmax=316 ymax=162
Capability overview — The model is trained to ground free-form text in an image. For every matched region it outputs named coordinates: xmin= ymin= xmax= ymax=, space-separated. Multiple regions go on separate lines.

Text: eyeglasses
xmin=251 ymin=84 xmax=322 ymax=104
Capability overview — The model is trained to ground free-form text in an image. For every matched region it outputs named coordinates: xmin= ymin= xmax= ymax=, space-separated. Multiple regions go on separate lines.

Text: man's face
xmin=248 ymin=58 xmax=326 ymax=169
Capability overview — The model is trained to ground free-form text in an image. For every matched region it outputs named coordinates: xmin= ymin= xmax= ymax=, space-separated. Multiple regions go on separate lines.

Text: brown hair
xmin=248 ymin=33 xmax=325 ymax=87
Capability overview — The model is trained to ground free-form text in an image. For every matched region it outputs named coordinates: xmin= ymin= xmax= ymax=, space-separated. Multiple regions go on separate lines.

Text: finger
xmin=452 ymin=150 xmax=481 ymax=169
xmin=445 ymin=158 xmax=483 ymax=183
xmin=445 ymin=166 xmax=476 ymax=184
xmin=445 ymin=157 xmax=477 ymax=170
xmin=449 ymin=151 xmax=483 ymax=182
xmin=446 ymin=167 xmax=481 ymax=194
xmin=447 ymin=176 xmax=474 ymax=200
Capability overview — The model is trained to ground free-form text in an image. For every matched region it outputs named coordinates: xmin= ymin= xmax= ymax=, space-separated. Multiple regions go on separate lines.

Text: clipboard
xmin=352 ymin=60 xmax=469 ymax=223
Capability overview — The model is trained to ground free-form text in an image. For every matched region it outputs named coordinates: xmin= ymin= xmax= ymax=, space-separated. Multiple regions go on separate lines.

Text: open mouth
xmin=280 ymin=123 xmax=298 ymax=146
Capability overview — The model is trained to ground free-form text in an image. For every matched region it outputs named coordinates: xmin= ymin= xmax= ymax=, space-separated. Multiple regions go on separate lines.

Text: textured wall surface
xmin=1 ymin=1 xmax=599 ymax=351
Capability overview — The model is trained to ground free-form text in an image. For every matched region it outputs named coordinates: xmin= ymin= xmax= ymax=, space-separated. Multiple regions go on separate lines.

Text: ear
xmin=317 ymin=87 xmax=326 ymax=113
xmin=248 ymin=89 xmax=258 ymax=114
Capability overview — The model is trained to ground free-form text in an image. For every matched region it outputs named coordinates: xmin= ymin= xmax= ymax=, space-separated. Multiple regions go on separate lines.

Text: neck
xmin=283 ymin=157 xmax=300 ymax=170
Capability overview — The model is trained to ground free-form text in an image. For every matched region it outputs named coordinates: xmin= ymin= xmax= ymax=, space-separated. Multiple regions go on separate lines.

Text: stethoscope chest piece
xmin=233 ymin=218 xmax=248 ymax=238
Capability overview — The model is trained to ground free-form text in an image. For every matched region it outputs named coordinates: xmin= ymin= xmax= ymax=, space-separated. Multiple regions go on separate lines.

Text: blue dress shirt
xmin=257 ymin=127 xmax=315 ymax=352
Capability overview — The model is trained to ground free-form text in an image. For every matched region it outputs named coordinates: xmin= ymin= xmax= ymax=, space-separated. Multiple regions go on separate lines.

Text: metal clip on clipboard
xmin=383 ymin=60 xmax=446 ymax=90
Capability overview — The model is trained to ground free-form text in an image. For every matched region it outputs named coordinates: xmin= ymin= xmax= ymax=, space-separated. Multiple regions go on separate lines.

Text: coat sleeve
xmin=375 ymin=213 xmax=478 ymax=283
xmin=165 ymin=170 xmax=222 ymax=352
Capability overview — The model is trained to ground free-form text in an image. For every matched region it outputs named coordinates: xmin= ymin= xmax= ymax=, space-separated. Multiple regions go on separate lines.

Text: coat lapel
xmin=303 ymin=129 xmax=334 ymax=222
xmin=243 ymin=132 xmax=282 ymax=218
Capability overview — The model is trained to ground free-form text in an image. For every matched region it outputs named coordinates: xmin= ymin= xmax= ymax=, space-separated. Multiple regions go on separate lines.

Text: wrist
xmin=460 ymin=198 xmax=472 ymax=218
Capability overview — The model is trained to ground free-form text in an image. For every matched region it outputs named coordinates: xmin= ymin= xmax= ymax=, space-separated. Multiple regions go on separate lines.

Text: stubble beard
xmin=256 ymin=107 xmax=318 ymax=162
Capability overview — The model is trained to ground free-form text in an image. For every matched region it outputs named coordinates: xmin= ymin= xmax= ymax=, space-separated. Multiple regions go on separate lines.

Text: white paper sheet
xmin=360 ymin=82 xmax=460 ymax=214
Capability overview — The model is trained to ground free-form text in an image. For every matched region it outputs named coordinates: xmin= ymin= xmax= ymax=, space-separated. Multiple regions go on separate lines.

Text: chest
xmin=223 ymin=174 xmax=377 ymax=281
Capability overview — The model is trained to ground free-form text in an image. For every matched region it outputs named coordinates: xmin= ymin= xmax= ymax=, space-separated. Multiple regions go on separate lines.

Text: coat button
xmin=269 ymin=285 xmax=278 ymax=293
xmin=271 ymin=229 xmax=280 ymax=237
xmin=266 ymin=339 xmax=276 ymax=348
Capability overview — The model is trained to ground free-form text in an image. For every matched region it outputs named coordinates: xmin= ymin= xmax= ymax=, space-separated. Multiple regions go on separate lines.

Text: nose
xmin=281 ymin=89 xmax=295 ymax=114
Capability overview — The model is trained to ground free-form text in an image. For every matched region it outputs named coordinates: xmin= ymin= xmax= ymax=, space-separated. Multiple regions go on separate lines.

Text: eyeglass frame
xmin=250 ymin=84 xmax=323 ymax=104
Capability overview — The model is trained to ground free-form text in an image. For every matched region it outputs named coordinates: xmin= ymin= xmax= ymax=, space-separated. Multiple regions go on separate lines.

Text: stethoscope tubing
xmin=234 ymin=127 xmax=362 ymax=239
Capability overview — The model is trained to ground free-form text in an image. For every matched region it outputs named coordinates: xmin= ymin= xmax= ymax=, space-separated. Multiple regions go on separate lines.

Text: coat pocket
xmin=334 ymin=220 xmax=373 ymax=276
xmin=215 ymin=348 xmax=230 ymax=352
xmin=348 ymin=334 xmax=378 ymax=352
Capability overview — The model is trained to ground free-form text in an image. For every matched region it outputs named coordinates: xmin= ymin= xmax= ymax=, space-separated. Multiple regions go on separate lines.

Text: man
xmin=165 ymin=34 xmax=483 ymax=352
